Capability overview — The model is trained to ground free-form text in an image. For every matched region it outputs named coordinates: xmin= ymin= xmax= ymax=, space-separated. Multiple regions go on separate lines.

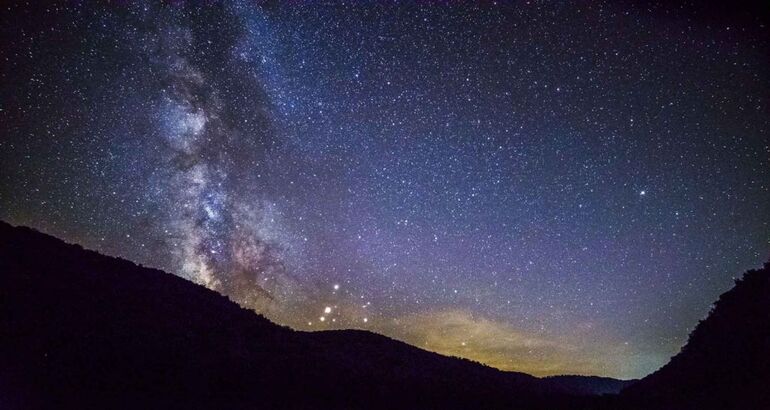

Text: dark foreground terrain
xmin=1 ymin=221 xmax=768 ymax=409
xmin=620 ymin=259 xmax=770 ymax=409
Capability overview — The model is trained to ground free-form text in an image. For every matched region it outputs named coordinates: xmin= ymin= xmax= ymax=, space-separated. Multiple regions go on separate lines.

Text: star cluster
xmin=1 ymin=1 xmax=768 ymax=379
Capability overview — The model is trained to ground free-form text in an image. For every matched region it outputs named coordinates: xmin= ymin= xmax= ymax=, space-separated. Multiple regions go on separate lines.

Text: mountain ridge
xmin=0 ymin=221 xmax=620 ymax=409
xmin=618 ymin=260 xmax=770 ymax=409
xmin=3 ymin=220 xmax=767 ymax=409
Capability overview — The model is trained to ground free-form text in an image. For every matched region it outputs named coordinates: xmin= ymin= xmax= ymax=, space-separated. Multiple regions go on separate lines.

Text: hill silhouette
xmin=2 ymin=220 xmax=767 ymax=409
xmin=543 ymin=375 xmax=636 ymax=396
xmin=0 ymin=221 xmax=620 ymax=409
xmin=618 ymin=262 xmax=770 ymax=409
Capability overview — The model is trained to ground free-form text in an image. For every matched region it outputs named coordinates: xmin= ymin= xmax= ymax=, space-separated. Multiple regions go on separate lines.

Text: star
xmin=2 ymin=0 xmax=767 ymax=381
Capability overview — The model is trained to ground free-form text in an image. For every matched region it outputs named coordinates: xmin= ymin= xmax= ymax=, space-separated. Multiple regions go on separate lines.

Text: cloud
xmin=380 ymin=309 xmax=632 ymax=377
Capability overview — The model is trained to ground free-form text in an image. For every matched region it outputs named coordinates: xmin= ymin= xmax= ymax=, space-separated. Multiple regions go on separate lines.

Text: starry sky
xmin=1 ymin=1 xmax=768 ymax=380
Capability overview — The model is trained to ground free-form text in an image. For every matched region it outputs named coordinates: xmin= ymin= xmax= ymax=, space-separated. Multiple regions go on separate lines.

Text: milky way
xmin=1 ymin=2 xmax=768 ymax=379
xmin=147 ymin=3 xmax=301 ymax=316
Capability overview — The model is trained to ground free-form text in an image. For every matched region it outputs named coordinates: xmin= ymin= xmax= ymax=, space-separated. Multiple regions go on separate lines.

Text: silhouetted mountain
xmin=542 ymin=375 xmax=636 ymax=396
xmin=619 ymin=262 xmax=770 ymax=409
xmin=3 ymin=221 xmax=767 ymax=409
xmin=0 ymin=221 xmax=607 ymax=409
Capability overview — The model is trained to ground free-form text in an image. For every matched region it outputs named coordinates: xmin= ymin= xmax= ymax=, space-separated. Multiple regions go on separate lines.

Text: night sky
xmin=1 ymin=1 xmax=768 ymax=379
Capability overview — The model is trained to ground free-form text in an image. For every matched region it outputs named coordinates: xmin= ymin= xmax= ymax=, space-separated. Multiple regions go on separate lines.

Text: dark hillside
xmin=4 ymin=220 xmax=765 ymax=409
xmin=542 ymin=375 xmax=636 ymax=396
xmin=620 ymin=263 xmax=770 ymax=409
xmin=0 ymin=222 xmax=593 ymax=409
